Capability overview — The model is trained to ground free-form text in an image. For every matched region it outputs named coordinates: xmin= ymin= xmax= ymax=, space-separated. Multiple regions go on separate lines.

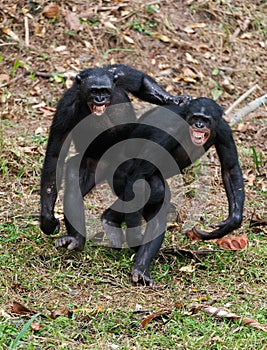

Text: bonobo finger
xmin=173 ymin=95 xmax=192 ymax=105
xmin=132 ymin=269 xmax=156 ymax=287
xmin=213 ymin=218 xmax=232 ymax=228
xmin=55 ymin=236 xmax=85 ymax=251
xmin=40 ymin=216 xmax=60 ymax=235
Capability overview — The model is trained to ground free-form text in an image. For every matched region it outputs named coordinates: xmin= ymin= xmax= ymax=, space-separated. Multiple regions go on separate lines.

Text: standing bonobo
xmin=103 ymin=98 xmax=245 ymax=285
xmin=40 ymin=64 xmax=189 ymax=251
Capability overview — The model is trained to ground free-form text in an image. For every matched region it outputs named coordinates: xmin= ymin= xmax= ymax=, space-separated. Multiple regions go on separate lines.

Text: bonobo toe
xmin=55 ymin=235 xmax=85 ymax=251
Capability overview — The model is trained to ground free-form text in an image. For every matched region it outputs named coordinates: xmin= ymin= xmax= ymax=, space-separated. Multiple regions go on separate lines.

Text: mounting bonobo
xmin=40 ymin=64 xmax=244 ymax=286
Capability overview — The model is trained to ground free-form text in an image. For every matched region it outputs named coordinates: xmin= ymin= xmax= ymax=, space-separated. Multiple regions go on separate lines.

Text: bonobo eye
xmin=76 ymin=75 xmax=82 ymax=85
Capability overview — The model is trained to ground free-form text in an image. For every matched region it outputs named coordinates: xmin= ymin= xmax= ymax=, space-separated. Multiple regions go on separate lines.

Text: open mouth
xmin=87 ymin=102 xmax=110 ymax=116
xmin=189 ymin=126 xmax=210 ymax=146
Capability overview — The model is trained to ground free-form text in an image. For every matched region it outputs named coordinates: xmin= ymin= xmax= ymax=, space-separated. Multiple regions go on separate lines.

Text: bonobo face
xmin=186 ymin=97 xmax=223 ymax=146
xmin=76 ymin=70 xmax=114 ymax=116
xmin=188 ymin=113 xmax=211 ymax=146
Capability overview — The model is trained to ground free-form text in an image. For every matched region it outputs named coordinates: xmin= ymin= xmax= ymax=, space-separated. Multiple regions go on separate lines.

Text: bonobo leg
xmin=55 ymin=156 xmax=97 ymax=251
xmin=101 ymin=207 xmax=125 ymax=248
xmin=131 ymin=177 xmax=171 ymax=286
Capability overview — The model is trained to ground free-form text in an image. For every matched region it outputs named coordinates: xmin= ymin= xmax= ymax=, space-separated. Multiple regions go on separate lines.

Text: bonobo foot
xmin=102 ymin=218 xmax=125 ymax=248
xmin=55 ymin=235 xmax=85 ymax=251
xmin=132 ymin=267 xmax=155 ymax=287
xmin=40 ymin=215 xmax=60 ymax=235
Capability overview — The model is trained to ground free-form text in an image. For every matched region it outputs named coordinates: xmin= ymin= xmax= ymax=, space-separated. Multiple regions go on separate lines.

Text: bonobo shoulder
xmin=215 ymin=117 xmax=234 ymax=141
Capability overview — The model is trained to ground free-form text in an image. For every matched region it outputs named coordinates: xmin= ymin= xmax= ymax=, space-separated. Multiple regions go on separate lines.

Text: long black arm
xmin=193 ymin=119 xmax=245 ymax=239
xmin=113 ymin=64 xmax=190 ymax=105
xmin=40 ymin=88 xmax=77 ymax=234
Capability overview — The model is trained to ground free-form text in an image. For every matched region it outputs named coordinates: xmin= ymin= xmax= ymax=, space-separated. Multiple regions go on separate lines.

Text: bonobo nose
xmin=195 ymin=121 xmax=204 ymax=128
xmin=94 ymin=96 xmax=106 ymax=105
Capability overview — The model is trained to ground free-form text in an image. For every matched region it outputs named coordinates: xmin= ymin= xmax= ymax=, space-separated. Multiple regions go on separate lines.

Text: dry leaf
xmin=186 ymin=228 xmax=201 ymax=241
xmin=236 ymin=122 xmax=251 ymax=132
xmin=216 ymin=236 xmax=248 ymax=250
xmin=183 ymin=23 xmax=206 ymax=33
xmin=175 ymin=67 xmax=199 ymax=83
xmin=34 ymin=23 xmax=46 ymax=37
xmin=246 ymin=174 xmax=256 ymax=187
xmin=140 ymin=309 xmax=170 ymax=328
xmin=0 ymin=309 xmax=11 ymax=319
xmin=185 ymin=52 xmax=199 ymax=64
xmin=0 ymin=74 xmax=10 ymax=84
xmin=12 ymin=301 xmax=34 ymax=315
xmin=2 ymin=28 xmax=20 ymax=42
xmin=179 ymin=265 xmax=195 ymax=273
xmin=49 ymin=306 xmax=73 ymax=319
xmin=43 ymin=4 xmax=59 ymax=19
xmin=31 ymin=320 xmax=43 ymax=331
xmin=150 ymin=32 xmax=172 ymax=43
xmin=65 ymin=12 xmax=84 ymax=31
xmin=123 ymin=35 xmax=135 ymax=44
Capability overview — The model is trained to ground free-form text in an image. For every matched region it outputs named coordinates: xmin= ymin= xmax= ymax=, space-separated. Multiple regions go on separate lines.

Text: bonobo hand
xmin=191 ymin=214 xmax=242 ymax=240
xmin=55 ymin=235 xmax=86 ymax=251
xmin=40 ymin=215 xmax=60 ymax=235
xmin=173 ymin=95 xmax=192 ymax=105
xmin=132 ymin=267 xmax=156 ymax=287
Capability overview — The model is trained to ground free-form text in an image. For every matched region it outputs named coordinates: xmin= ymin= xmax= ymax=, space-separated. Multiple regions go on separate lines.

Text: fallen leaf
xmin=183 ymin=22 xmax=206 ymax=33
xmin=43 ymin=4 xmax=59 ymax=19
xmin=185 ymin=52 xmax=199 ymax=64
xmin=31 ymin=320 xmax=43 ymax=331
xmin=49 ymin=306 xmax=73 ymax=319
xmin=65 ymin=12 xmax=84 ymax=31
xmin=216 ymin=236 xmax=248 ymax=250
xmin=186 ymin=228 xmax=201 ymax=241
xmin=179 ymin=265 xmax=195 ymax=273
xmin=140 ymin=309 xmax=170 ymax=328
xmin=0 ymin=74 xmax=10 ymax=84
xmin=2 ymin=28 xmax=20 ymax=42
xmin=12 ymin=301 xmax=35 ymax=315
xmin=122 ymin=34 xmax=135 ymax=44
xmin=150 ymin=32 xmax=172 ymax=43
xmin=246 ymin=174 xmax=256 ymax=187
xmin=0 ymin=309 xmax=11 ymax=319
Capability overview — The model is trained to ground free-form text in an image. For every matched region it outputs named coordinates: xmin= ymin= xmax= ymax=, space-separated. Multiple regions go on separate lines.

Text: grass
xmin=0 ymin=214 xmax=266 ymax=349
xmin=0 ymin=112 xmax=266 ymax=350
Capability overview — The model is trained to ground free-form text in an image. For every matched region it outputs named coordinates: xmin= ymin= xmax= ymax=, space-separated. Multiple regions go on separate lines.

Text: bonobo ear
xmin=76 ymin=74 xmax=82 ymax=85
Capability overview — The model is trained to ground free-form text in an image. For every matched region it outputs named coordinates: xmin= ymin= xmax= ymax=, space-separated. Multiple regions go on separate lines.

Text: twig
xmin=0 ymin=73 xmax=24 ymax=89
xmin=191 ymin=304 xmax=267 ymax=332
xmin=0 ymin=42 xmax=18 ymax=46
xmin=229 ymin=92 xmax=267 ymax=126
xmin=24 ymin=15 xmax=29 ymax=47
xmin=225 ymin=84 xmax=259 ymax=116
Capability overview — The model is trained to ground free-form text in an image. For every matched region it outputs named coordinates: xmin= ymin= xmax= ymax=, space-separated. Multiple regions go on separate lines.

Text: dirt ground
xmin=1 ymin=0 xmax=266 ymax=236
xmin=0 ymin=0 xmax=266 ymax=347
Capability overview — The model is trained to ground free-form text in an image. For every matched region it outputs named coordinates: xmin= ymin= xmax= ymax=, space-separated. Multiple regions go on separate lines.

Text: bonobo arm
xmin=193 ymin=119 xmax=245 ymax=240
xmin=113 ymin=64 xmax=190 ymax=105
xmin=40 ymin=88 xmax=76 ymax=235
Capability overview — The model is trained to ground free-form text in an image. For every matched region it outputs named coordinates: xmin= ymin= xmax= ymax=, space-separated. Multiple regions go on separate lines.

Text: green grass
xmin=0 ymin=218 xmax=266 ymax=349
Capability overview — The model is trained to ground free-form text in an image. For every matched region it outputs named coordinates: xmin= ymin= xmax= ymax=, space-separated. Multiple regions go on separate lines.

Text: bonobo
xmin=40 ymin=64 xmax=189 ymax=251
xmin=103 ymin=97 xmax=245 ymax=285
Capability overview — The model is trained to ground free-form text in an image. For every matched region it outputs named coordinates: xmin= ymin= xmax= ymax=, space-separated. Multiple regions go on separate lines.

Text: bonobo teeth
xmin=88 ymin=102 xmax=107 ymax=116
xmin=93 ymin=105 xmax=106 ymax=116
xmin=189 ymin=126 xmax=209 ymax=146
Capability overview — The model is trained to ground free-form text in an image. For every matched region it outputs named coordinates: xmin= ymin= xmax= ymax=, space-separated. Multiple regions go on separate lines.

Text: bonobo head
xmin=75 ymin=67 xmax=124 ymax=116
xmin=184 ymin=97 xmax=224 ymax=146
